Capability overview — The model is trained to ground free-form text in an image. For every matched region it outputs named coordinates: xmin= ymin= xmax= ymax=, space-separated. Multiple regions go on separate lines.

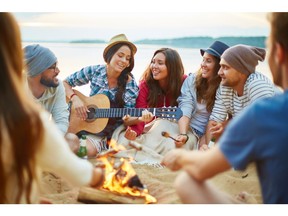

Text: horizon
xmin=21 ymin=35 xmax=267 ymax=43
xmin=13 ymin=12 xmax=269 ymax=42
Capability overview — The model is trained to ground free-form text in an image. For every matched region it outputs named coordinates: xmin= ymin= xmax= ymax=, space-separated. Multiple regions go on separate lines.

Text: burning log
xmin=84 ymin=139 xmax=157 ymax=204
xmin=78 ymin=187 xmax=147 ymax=204
xmin=78 ymin=157 xmax=157 ymax=204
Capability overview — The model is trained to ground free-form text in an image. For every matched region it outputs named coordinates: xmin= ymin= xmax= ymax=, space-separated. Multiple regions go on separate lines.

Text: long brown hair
xmin=140 ymin=48 xmax=184 ymax=107
xmin=104 ymin=42 xmax=135 ymax=107
xmin=0 ymin=13 xmax=44 ymax=203
xmin=195 ymin=55 xmax=221 ymax=113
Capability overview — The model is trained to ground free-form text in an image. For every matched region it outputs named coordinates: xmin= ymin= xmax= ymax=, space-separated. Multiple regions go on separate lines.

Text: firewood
xmin=77 ymin=187 xmax=147 ymax=204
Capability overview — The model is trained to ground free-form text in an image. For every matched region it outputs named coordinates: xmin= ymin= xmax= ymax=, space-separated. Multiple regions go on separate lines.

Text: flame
xmin=97 ymin=140 xmax=157 ymax=204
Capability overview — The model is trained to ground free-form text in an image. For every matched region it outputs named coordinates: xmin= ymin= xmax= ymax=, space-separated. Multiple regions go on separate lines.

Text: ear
xmin=275 ymin=42 xmax=285 ymax=64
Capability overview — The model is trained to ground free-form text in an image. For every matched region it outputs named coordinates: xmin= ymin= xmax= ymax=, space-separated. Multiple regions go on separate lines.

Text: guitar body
xmin=68 ymin=90 xmax=110 ymax=134
xmin=67 ymin=90 xmax=183 ymax=135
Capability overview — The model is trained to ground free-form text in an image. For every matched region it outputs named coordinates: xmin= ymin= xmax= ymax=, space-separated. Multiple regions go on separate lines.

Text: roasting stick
xmin=161 ymin=131 xmax=179 ymax=142
xmin=97 ymin=148 xmax=119 ymax=158
xmin=129 ymin=141 xmax=143 ymax=151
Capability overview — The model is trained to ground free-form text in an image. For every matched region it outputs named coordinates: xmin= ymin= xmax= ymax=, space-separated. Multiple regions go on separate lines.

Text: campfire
xmin=78 ymin=139 xmax=157 ymax=204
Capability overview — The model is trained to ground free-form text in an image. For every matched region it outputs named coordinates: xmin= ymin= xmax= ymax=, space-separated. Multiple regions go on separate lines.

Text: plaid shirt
xmin=65 ymin=64 xmax=139 ymax=108
xmin=65 ymin=64 xmax=139 ymax=138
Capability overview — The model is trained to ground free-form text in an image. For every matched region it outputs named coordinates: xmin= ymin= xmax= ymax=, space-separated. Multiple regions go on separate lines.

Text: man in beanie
xmin=24 ymin=44 xmax=79 ymax=153
xmin=161 ymin=12 xmax=288 ymax=204
xmin=201 ymin=44 xmax=280 ymax=149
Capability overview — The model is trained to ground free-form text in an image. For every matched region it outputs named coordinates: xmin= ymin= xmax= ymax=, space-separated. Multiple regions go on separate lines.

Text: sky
xmin=13 ymin=12 xmax=269 ymax=42
xmin=3 ymin=0 xmax=288 ymax=42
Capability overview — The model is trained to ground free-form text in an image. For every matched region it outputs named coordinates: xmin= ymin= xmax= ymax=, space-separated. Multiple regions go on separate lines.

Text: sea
xmin=22 ymin=42 xmax=272 ymax=96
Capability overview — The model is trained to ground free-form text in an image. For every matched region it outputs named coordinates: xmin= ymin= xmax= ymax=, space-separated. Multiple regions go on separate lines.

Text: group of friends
xmin=0 ymin=12 xmax=287 ymax=204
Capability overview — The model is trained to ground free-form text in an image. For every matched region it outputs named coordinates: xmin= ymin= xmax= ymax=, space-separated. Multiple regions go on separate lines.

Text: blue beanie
xmin=24 ymin=44 xmax=57 ymax=77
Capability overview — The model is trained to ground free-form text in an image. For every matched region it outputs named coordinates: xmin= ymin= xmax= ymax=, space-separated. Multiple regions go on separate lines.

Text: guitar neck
xmin=94 ymin=108 xmax=157 ymax=118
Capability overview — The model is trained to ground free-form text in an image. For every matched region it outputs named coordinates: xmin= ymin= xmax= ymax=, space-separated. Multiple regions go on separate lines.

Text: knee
xmin=174 ymin=171 xmax=191 ymax=195
xmin=65 ymin=133 xmax=80 ymax=154
xmin=174 ymin=171 xmax=199 ymax=203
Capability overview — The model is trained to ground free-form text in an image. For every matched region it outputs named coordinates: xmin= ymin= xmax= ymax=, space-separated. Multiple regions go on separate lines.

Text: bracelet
xmin=180 ymin=133 xmax=189 ymax=144
xmin=70 ymin=93 xmax=77 ymax=100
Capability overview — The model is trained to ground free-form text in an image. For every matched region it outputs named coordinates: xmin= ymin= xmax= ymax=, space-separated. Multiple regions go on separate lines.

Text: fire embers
xmin=95 ymin=140 xmax=157 ymax=204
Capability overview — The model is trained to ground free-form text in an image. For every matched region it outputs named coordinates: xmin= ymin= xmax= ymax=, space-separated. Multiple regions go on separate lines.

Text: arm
xmin=37 ymin=111 xmax=103 ymax=187
xmin=50 ymin=81 xmax=69 ymax=134
xmin=175 ymin=116 xmax=191 ymax=147
xmin=203 ymin=86 xmax=229 ymax=145
xmin=64 ymin=66 xmax=96 ymax=120
xmin=161 ymin=146 xmax=231 ymax=182
xmin=63 ymin=80 xmax=88 ymax=120
xmin=176 ymin=75 xmax=197 ymax=146
xmin=128 ymin=81 xmax=150 ymax=136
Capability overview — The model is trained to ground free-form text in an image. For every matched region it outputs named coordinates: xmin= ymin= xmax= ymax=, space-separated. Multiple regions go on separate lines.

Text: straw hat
xmin=103 ymin=34 xmax=137 ymax=58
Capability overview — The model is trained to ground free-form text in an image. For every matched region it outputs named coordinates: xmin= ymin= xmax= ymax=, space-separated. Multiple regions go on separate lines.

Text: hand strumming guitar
xmin=71 ymin=95 xmax=90 ymax=121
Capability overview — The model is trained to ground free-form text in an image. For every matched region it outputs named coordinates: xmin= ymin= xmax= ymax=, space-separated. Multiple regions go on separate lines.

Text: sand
xmin=40 ymin=161 xmax=262 ymax=204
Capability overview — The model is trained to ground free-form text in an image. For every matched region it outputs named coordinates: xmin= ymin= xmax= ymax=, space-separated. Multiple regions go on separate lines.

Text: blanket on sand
xmin=111 ymin=119 xmax=197 ymax=164
xmin=40 ymin=162 xmax=262 ymax=204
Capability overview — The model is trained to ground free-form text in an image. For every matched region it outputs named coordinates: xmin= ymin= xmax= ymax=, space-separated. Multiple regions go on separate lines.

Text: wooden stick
xmin=77 ymin=187 xmax=147 ymax=204
xmin=161 ymin=131 xmax=179 ymax=142
xmin=97 ymin=148 xmax=119 ymax=158
xmin=128 ymin=141 xmax=143 ymax=151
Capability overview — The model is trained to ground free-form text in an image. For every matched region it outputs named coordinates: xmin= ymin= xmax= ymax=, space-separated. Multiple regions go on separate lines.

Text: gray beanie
xmin=24 ymin=44 xmax=57 ymax=77
xmin=221 ymin=44 xmax=266 ymax=75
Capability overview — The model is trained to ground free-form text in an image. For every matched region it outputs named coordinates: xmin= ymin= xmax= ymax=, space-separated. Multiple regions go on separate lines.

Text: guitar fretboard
xmin=94 ymin=108 xmax=157 ymax=118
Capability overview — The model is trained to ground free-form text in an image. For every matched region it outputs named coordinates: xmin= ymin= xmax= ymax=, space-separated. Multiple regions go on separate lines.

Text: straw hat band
xmin=103 ymin=34 xmax=137 ymax=59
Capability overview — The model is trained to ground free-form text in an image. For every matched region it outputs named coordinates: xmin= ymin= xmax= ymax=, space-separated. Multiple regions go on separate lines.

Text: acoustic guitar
xmin=67 ymin=90 xmax=183 ymax=134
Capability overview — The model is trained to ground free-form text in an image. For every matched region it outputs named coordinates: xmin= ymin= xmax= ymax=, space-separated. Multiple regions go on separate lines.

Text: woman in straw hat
xmin=0 ymin=12 xmax=104 ymax=204
xmin=64 ymin=34 xmax=139 ymax=157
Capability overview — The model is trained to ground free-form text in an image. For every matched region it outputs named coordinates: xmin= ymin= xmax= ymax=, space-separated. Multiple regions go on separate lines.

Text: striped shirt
xmin=210 ymin=72 xmax=279 ymax=122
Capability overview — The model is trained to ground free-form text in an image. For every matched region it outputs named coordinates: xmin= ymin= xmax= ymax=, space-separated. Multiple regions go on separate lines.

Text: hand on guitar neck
xmin=123 ymin=109 xmax=154 ymax=125
xmin=67 ymin=90 xmax=183 ymax=135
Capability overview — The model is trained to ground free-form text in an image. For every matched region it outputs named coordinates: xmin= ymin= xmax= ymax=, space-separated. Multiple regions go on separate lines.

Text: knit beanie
xmin=24 ymin=44 xmax=57 ymax=77
xmin=221 ymin=44 xmax=266 ymax=75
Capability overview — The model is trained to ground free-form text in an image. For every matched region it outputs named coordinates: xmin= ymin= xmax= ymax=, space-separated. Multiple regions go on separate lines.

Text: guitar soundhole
xmin=86 ymin=105 xmax=97 ymax=122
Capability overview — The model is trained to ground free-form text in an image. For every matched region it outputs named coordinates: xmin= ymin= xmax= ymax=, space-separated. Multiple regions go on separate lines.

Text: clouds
xmin=13 ymin=12 xmax=270 ymax=42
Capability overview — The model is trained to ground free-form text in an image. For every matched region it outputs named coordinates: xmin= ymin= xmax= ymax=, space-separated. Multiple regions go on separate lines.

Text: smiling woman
xmin=63 ymin=33 xmax=139 ymax=157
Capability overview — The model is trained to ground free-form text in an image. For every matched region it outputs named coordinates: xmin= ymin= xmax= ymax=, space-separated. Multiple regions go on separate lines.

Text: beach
xmin=19 ymin=42 xmax=266 ymax=205
xmin=40 ymin=160 xmax=262 ymax=204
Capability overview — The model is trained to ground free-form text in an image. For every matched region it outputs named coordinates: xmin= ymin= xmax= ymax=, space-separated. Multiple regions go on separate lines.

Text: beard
xmin=40 ymin=76 xmax=59 ymax=88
